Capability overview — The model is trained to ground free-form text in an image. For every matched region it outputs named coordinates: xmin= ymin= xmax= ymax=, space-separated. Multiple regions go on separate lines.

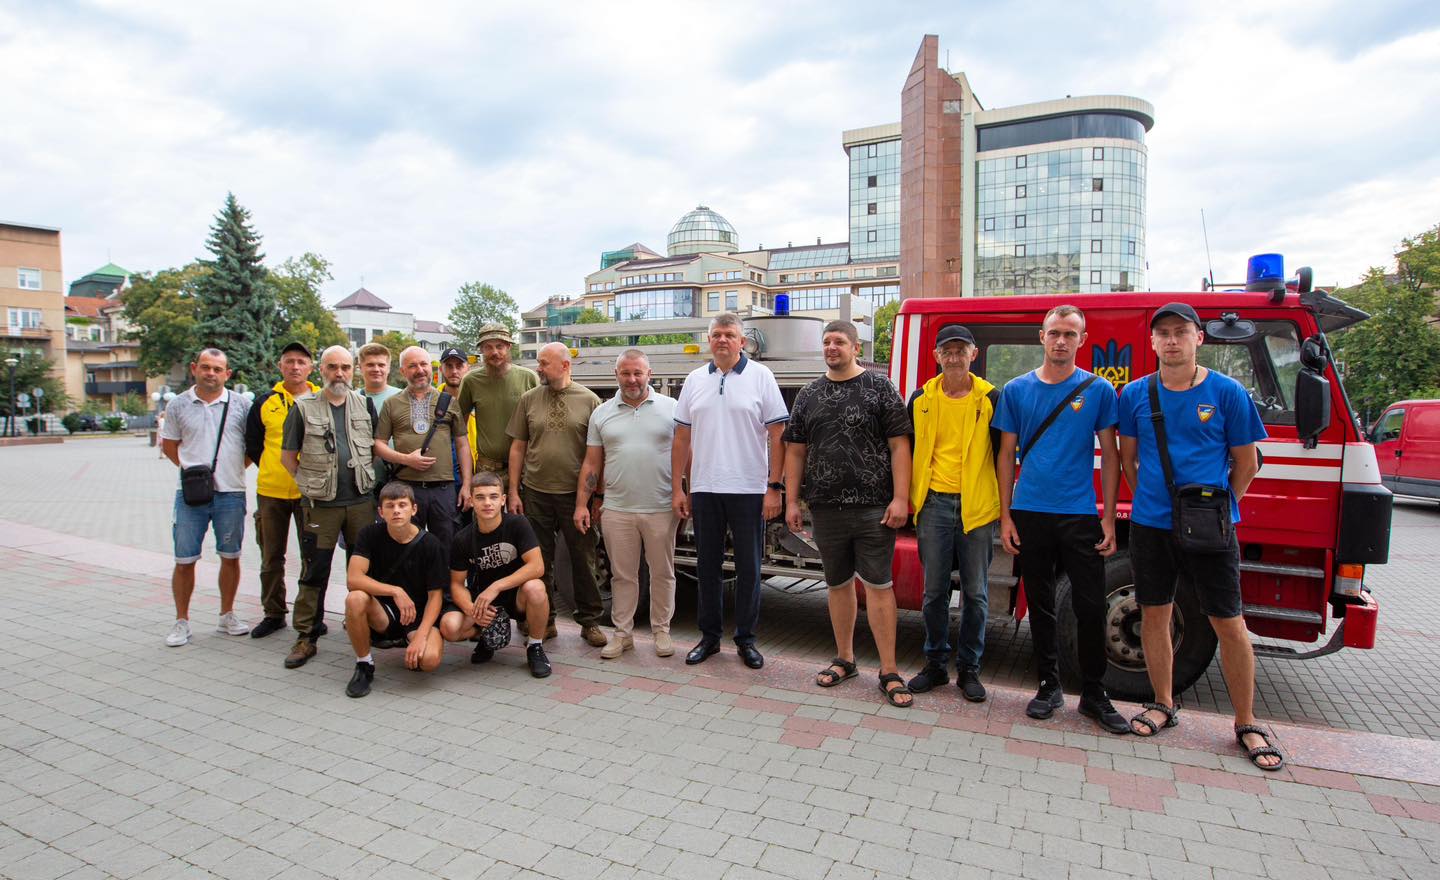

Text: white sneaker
xmin=165 ymin=619 xmax=191 ymax=647
xmin=216 ymin=612 xmax=251 ymax=636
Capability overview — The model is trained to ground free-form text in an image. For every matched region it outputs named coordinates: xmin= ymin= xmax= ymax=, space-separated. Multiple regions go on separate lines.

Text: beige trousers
xmin=602 ymin=509 xmax=678 ymax=638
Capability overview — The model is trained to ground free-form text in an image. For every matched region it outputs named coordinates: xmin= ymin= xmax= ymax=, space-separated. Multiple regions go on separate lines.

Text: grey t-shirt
xmin=282 ymin=403 xmax=363 ymax=507
xmin=586 ymin=391 xmax=676 ymax=513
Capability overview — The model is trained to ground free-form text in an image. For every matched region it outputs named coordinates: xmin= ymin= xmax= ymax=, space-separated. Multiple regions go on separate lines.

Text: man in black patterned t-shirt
xmin=783 ymin=320 xmax=915 ymax=708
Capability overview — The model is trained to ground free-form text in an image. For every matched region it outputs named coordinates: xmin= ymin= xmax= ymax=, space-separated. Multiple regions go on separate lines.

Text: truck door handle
xmin=1395 ymin=449 xmax=1402 ymax=458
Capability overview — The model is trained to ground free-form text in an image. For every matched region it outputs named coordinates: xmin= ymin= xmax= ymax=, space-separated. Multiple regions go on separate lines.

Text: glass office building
xmin=847 ymin=136 xmax=900 ymax=262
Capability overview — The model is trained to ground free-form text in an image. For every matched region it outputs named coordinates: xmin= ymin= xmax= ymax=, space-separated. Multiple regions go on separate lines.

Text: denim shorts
xmin=808 ymin=505 xmax=896 ymax=590
xmin=173 ymin=490 xmax=247 ymax=563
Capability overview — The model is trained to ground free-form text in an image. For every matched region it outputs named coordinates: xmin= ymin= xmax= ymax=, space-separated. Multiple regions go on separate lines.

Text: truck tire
xmin=1055 ymin=552 xmax=1218 ymax=702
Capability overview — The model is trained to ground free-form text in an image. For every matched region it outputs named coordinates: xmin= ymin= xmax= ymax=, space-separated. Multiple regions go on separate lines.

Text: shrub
xmin=102 ymin=415 xmax=125 ymax=433
xmin=62 ymin=412 xmax=83 ymax=433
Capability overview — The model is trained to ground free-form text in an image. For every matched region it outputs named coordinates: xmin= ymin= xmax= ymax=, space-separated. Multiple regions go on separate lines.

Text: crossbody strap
xmin=1147 ymin=373 xmax=1177 ymax=497
xmin=210 ymin=396 xmax=232 ymax=471
xmin=1019 ymin=374 xmax=1099 ymax=464
xmin=376 ymin=532 xmax=424 ymax=586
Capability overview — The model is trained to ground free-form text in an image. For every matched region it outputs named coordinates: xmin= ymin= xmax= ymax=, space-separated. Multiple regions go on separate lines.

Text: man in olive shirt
xmin=374 ymin=346 xmax=472 ymax=549
xmin=458 ymin=323 xmax=538 ymax=492
xmin=507 ymin=342 xmax=605 ymax=646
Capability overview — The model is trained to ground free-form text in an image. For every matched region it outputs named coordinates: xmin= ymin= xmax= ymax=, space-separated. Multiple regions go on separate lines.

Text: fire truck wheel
xmin=1054 ymin=553 xmax=1219 ymax=703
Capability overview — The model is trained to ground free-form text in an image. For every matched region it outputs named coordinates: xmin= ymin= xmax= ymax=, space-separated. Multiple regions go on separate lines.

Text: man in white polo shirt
xmin=576 ymin=349 xmax=678 ymax=659
xmin=672 ymin=313 xmax=788 ymax=669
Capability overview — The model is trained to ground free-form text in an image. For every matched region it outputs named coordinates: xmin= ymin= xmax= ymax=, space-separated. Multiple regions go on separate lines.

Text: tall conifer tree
xmin=194 ymin=193 xmax=275 ymax=386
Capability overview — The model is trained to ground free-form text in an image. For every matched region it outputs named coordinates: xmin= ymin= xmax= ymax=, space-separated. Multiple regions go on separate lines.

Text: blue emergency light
xmin=1246 ymin=253 xmax=1284 ymax=291
xmin=774 ymin=293 xmax=790 ymax=316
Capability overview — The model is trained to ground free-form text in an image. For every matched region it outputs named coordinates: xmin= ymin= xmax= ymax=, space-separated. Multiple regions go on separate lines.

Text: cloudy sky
xmin=4 ymin=0 xmax=1439 ymax=319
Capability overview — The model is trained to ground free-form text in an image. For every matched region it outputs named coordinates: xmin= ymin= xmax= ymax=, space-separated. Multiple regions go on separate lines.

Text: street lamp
xmin=150 ymin=385 xmax=174 ymax=445
xmin=4 ymin=356 xmax=18 ymax=439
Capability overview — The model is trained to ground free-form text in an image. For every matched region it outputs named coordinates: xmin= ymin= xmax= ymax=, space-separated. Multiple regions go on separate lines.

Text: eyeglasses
xmin=323 ymin=427 xmax=336 ymax=454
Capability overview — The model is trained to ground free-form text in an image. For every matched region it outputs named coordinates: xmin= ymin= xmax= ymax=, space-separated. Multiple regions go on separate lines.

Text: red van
xmin=1372 ymin=400 xmax=1440 ymax=501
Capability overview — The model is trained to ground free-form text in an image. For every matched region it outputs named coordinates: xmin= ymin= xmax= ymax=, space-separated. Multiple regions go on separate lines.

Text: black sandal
xmin=1235 ymin=724 xmax=1285 ymax=771
xmin=878 ymin=673 xmax=913 ymax=708
xmin=1129 ymin=701 xmax=1179 ymax=736
xmin=816 ymin=658 xmax=858 ymax=688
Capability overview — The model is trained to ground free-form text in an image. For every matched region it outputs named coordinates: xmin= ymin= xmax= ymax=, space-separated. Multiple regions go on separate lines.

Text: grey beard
xmin=327 ymin=380 xmax=349 ymax=396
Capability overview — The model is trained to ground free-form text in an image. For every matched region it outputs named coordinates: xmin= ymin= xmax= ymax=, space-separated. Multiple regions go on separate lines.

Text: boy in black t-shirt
xmin=343 ymin=482 xmax=447 ymax=697
xmin=440 ymin=472 xmax=552 ymax=677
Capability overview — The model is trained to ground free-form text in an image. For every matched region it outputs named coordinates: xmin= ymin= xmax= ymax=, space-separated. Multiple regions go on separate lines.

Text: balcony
xmin=84 ymin=381 xmax=146 ymax=396
xmin=1 ymin=324 xmax=52 ymax=340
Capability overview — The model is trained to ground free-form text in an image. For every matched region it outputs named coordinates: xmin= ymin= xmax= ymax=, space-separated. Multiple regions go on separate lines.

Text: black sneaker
xmin=1078 ymin=689 xmax=1130 ymax=734
xmin=250 ymin=617 xmax=286 ymax=639
xmin=316 ymin=621 xmax=329 ymax=637
xmin=471 ymin=642 xmax=494 ymax=665
xmin=906 ymin=662 xmax=950 ymax=693
xmin=958 ymin=668 xmax=987 ymax=702
xmin=526 ymin=643 xmax=552 ymax=678
xmin=1026 ymin=680 xmax=1064 ymax=719
xmin=346 ymin=662 xmax=374 ymax=698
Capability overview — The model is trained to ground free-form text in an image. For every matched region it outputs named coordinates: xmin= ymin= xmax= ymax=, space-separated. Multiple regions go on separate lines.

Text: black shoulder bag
xmin=180 ymin=396 xmax=231 ymax=507
xmin=1147 ymin=373 xmax=1234 ymax=553
xmin=1018 ymin=375 xmax=1099 ymax=464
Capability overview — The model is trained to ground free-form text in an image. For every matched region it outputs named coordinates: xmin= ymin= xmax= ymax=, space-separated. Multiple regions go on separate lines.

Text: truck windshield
xmin=1197 ymin=320 xmax=1302 ymax=426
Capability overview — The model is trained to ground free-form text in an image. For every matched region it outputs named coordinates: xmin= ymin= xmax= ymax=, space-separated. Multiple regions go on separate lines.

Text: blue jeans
xmin=691 ymin=492 xmax=763 ymax=647
xmin=916 ymin=491 xmax=995 ymax=670
xmin=172 ymin=490 xmax=246 ymax=564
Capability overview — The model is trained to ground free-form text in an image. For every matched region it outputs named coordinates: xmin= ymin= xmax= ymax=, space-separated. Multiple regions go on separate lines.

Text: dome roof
xmin=667 ymin=205 xmax=738 ymax=256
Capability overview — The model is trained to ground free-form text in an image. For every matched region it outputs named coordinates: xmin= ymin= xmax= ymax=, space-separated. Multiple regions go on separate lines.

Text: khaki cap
xmin=477 ymin=323 xmax=514 ymax=345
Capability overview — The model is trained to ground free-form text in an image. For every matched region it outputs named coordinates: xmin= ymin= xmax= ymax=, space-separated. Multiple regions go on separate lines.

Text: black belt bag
xmin=1148 ymin=374 xmax=1234 ymax=554
xmin=180 ymin=396 xmax=230 ymax=507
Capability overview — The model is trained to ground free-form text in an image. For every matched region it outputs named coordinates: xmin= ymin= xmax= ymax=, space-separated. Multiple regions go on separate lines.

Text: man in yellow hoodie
xmin=905 ymin=324 xmax=1001 ymax=701
xmin=243 ymin=341 xmax=319 ymax=640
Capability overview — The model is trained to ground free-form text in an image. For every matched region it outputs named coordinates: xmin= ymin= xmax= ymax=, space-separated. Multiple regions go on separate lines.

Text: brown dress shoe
xmin=545 ymin=622 xmax=558 ymax=640
xmin=283 ymin=639 xmax=317 ymax=669
xmin=581 ymin=625 xmax=608 ymax=647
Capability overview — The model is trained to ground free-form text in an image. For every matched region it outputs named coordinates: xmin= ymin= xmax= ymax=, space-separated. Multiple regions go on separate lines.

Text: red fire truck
xmin=887 ymin=270 xmax=1390 ymax=699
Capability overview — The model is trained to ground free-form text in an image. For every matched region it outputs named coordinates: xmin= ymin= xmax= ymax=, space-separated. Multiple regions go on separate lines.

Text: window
xmin=1090 ymin=271 xmax=1102 ymax=284
xmin=867 ymin=175 xmax=877 ymax=187
xmin=1128 ymin=240 xmax=1137 ymax=255
xmin=815 ymin=272 xmax=826 ymax=281
xmin=778 ymin=274 xmax=791 ymax=283
xmin=1015 ymin=215 xmax=1026 ymax=228
xmin=866 ymin=231 xmax=877 ymax=242
xmin=1014 ymin=245 xmax=1026 ymax=257
xmin=1091 ymin=240 xmax=1102 ymax=253
xmin=1091 ymin=209 xmax=1103 ymax=222
xmin=866 ymin=143 xmax=877 ymax=158
xmin=706 ymin=272 xmax=721 ymax=282
xmin=855 ymin=268 xmax=875 ymax=278
xmin=1015 ymin=155 xmax=1027 ymax=169
xmin=725 ymin=291 xmax=738 ymax=310
xmin=867 ymin=203 xmax=877 ymax=215
xmin=1196 ymin=321 xmax=1303 ymax=425
xmin=707 ymin=292 xmax=719 ymax=312
xmin=833 ymin=270 xmax=848 ymax=280
xmin=797 ymin=273 xmax=812 ymax=282
xmin=1015 ymin=185 xmax=1027 ymax=198
xmin=877 ymin=266 xmax=897 ymax=277
xmin=983 ymin=217 xmax=995 ymax=231
xmin=1092 ymin=178 xmax=1104 ymax=192
xmin=1093 ymin=147 xmax=1104 ymax=160
xmin=16 ymin=268 xmax=41 ymax=290
xmin=8 ymin=308 xmax=42 ymax=329
xmin=1375 ymin=409 xmax=1406 ymax=443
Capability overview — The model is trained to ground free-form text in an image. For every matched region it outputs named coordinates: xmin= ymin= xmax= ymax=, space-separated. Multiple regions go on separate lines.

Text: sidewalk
xmin=2 ymin=528 xmax=1439 ymax=879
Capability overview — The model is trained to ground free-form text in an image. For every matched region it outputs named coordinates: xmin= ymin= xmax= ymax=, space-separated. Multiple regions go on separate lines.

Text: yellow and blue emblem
xmin=1069 ymin=394 xmax=1085 ymax=412
xmin=1196 ymin=404 xmax=1216 ymax=423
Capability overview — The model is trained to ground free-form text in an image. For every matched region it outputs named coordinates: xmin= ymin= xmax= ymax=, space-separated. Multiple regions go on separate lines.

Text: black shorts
xmin=808 ymin=505 xmax=896 ymax=590
xmin=372 ymin=597 xmax=420 ymax=643
xmin=1129 ymin=522 xmax=1242 ymax=619
xmin=444 ymin=585 xmax=521 ymax=619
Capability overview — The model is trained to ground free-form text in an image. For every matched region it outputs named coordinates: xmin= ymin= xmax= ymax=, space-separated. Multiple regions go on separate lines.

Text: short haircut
xmin=1043 ymin=304 xmax=1086 ymax=329
xmin=357 ymin=343 xmax=390 ymax=362
xmin=709 ymin=312 xmax=743 ymax=334
xmin=471 ymin=471 xmax=504 ymax=491
xmin=615 ymin=348 xmax=649 ymax=369
xmin=377 ymin=481 xmax=415 ymax=505
xmin=195 ymin=347 xmax=226 ymax=363
xmin=822 ymin=320 xmax=859 ymax=344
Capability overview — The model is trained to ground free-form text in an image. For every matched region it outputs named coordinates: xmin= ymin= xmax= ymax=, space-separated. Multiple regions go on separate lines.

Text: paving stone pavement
xmin=3 ymin=436 xmax=1439 ymax=739
xmin=4 ymin=540 xmax=1440 ymax=879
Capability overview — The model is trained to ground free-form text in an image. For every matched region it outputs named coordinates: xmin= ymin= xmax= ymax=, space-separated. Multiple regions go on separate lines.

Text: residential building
xmin=1 ymin=221 xmax=66 ymax=369
xmin=62 ymin=292 xmax=178 ymax=411
xmin=332 ymin=287 xmax=456 ymax=357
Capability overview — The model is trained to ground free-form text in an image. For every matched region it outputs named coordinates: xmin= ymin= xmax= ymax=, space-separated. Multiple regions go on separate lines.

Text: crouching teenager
xmin=440 ymin=472 xmax=553 ymax=678
xmin=343 ymin=481 xmax=447 ymax=697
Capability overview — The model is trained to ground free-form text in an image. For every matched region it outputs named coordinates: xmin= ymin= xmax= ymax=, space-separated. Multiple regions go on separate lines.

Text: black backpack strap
xmin=1019 ymin=375 xmax=1099 ymax=464
xmin=210 ymin=396 xmax=231 ymax=472
xmin=1147 ymin=373 xmax=1177 ymax=498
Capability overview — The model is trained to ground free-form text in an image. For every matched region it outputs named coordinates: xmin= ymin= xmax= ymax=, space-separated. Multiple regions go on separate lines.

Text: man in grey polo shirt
xmin=672 ymin=313 xmax=788 ymax=669
xmin=576 ymin=349 xmax=678 ymax=659
xmin=160 ymin=347 xmax=253 ymax=647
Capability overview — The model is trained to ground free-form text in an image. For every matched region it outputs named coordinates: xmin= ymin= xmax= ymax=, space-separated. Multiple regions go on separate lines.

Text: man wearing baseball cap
xmin=439 ymin=345 xmax=476 ymax=528
xmin=458 ymin=323 xmax=539 ymax=527
xmin=905 ymin=324 xmax=1002 ymax=703
xmin=1118 ymin=302 xmax=1279 ymax=769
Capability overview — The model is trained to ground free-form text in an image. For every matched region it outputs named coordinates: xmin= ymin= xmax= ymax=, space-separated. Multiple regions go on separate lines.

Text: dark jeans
xmin=1012 ymin=510 xmax=1108 ymax=690
xmin=691 ymin=492 xmax=764 ymax=647
xmin=916 ymin=491 xmax=994 ymax=670
xmin=406 ymin=481 xmax=457 ymax=549
xmin=522 ymin=486 xmax=603 ymax=628
xmin=255 ymin=495 xmax=304 ymax=619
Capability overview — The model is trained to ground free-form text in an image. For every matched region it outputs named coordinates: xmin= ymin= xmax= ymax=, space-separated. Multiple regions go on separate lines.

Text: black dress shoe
xmin=737 ymin=644 xmax=764 ymax=669
xmin=1078 ymin=690 xmax=1130 ymax=734
xmin=250 ymin=617 xmax=286 ymax=639
xmin=1026 ymin=680 xmax=1065 ymax=719
xmin=685 ymin=641 xmax=720 ymax=665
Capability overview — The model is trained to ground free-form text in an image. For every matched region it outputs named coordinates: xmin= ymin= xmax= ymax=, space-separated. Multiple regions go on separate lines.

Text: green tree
xmin=449 ymin=282 xmax=519 ymax=349
xmin=872 ymin=299 xmax=902 ymax=365
xmin=271 ymin=253 xmax=347 ymax=360
xmin=371 ymin=330 xmax=423 ymax=385
xmin=122 ymin=263 xmax=206 ymax=377
xmin=1332 ymin=264 xmax=1440 ymax=422
xmin=573 ymin=307 xmax=626 ymax=347
xmin=118 ymin=392 xmax=151 ymax=417
xmin=194 ymin=193 xmax=275 ymax=387
xmin=1 ymin=349 xmax=70 ymax=420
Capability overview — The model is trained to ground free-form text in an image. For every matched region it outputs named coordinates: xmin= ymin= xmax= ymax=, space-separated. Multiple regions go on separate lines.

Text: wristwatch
xmin=767 ymin=481 xmax=784 ymax=492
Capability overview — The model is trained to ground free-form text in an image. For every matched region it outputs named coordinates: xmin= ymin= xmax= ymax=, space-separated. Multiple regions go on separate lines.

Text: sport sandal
xmin=816 ymin=657 xmax=858 ymax=687
xmin=1234 ymin=724 xmax=1285 ymax=771
xmin=1129 ymin=701 xmax=1179 ymax=736
xmin=878 ymin=673 xmax=913 ymax=708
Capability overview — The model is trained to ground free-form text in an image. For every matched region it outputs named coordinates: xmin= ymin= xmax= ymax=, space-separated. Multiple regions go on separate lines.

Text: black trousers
xmin=405 ymin=480 xmax=457 ymax=549
xmin=1013 ymin=510 xmax=1108 ymax=691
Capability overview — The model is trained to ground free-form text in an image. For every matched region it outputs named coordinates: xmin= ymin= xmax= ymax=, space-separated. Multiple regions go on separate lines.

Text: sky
xmin=4 ymin=0 xmax=1439 ymax=319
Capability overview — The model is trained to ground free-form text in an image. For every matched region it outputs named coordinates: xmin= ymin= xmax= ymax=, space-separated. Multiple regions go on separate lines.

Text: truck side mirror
xmin=1295 ymin=370 xmax=1332 ymax=448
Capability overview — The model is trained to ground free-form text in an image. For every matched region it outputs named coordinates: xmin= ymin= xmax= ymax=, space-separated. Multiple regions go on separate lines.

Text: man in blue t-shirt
xmin=1118 ymin=302 xmax=1281 ymax=770
xmin=995 ymin=305 xmax=1127 ymax=734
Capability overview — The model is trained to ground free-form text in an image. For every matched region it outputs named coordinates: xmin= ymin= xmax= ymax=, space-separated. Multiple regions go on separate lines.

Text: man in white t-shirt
xmin=672 ymin=313 xmax=788 ymax=669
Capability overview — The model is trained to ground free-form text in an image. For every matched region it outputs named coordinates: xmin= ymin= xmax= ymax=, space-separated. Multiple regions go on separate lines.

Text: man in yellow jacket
xmin=905 ymin=324 xmax=1001 ymax=702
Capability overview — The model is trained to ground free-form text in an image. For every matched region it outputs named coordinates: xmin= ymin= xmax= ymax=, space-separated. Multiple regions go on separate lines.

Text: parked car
xmin=1371 ymin=399 xmax=1440 ymax=501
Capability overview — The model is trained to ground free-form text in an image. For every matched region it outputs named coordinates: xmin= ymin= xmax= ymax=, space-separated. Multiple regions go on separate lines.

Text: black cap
xmin=935 ymin=324 xmax=976 ymax=347
xmin=439 ymin=346 xmax=467 ymax=364
xmin=1149 ymin=302 xmax=1202 ymax=329
xmin=280 ymin=341 xmax=313 ymax=359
